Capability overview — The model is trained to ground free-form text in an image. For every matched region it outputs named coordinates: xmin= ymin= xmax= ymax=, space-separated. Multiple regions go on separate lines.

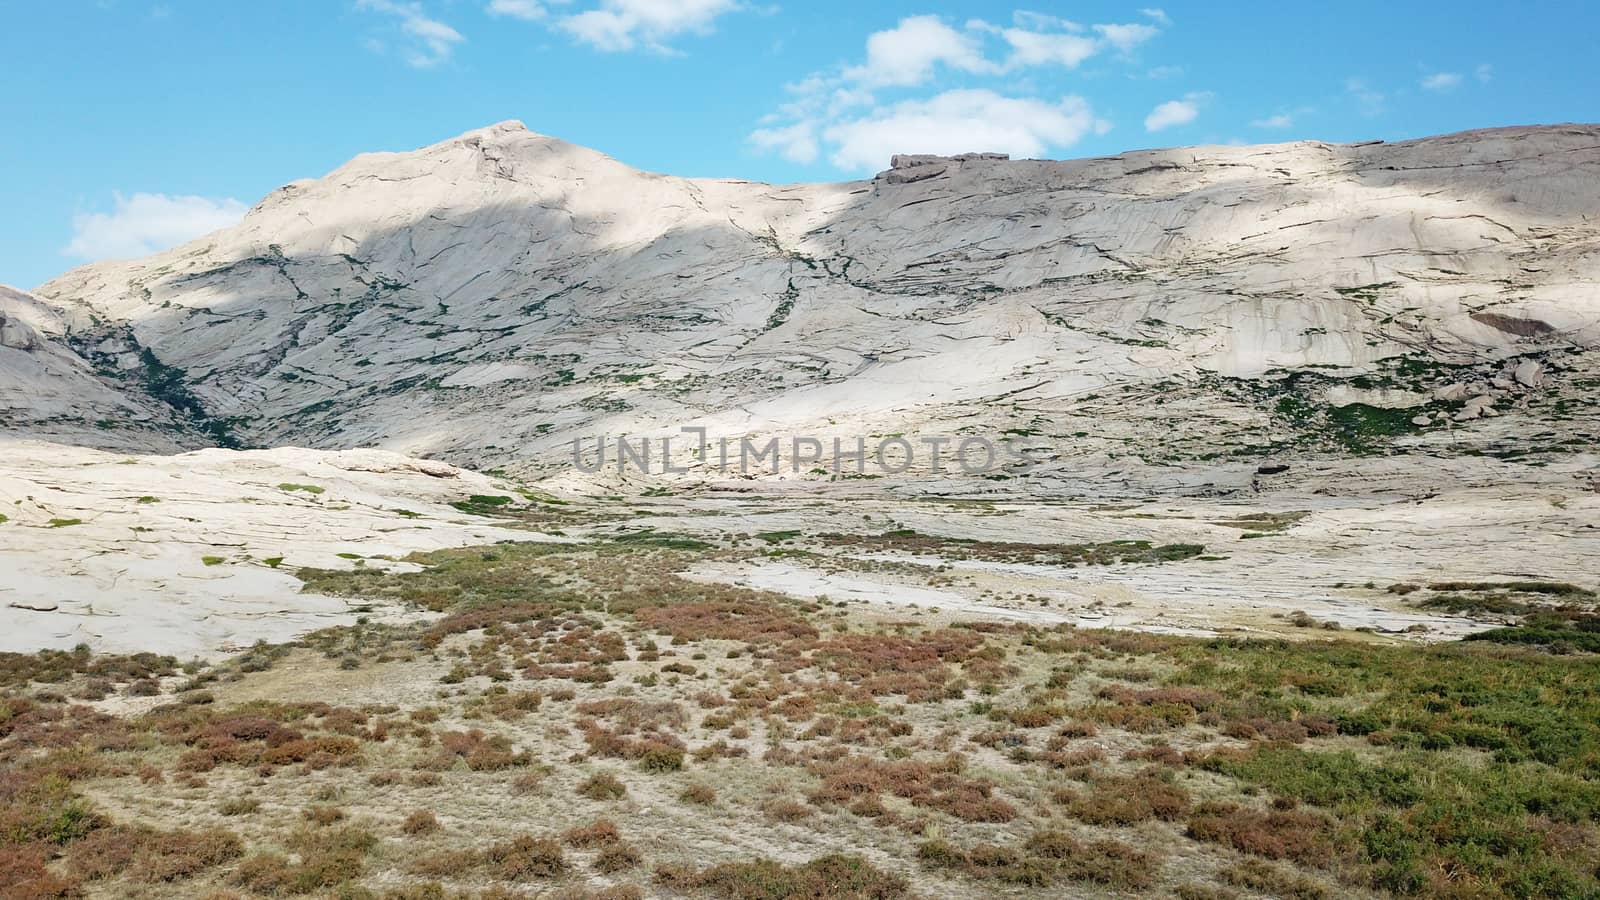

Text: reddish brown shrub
xmin=1187 ymin=802 xmax=1339 ymax=865
xmin=1040 ymin=745 xmax=1107 ymax=769
xmin=763 ymin=798 xmax=815 ymax=823
xmin=1125 ymin=743 xmax=1187 ymax=766
xmin=409 ymin=848 xmax=481 ymax=877
xmin=680 ymin=784 xmax=717 ymax=805
xmin=485 ymin=835 xmax=566 ymax=880
xmin=656 ymin=854 xmax=908 ymax=898
xmin=302 ymin=806 xmax=345 ymax=826
xmin=809 ymin=754 xmax=1015 ymax=823
xmin=1 ymin=842 xmax=82 ymax=899
xmin=228 ymin=853 xmax=296 ymax=894
xmin=401 ymin=810 xmax=440 ymax=836
xmin=1057 ymin=769 xmax=1190 ymax=825
xmin=577 ymin=772 xmax=627 ymax=801
xmin=636 ymin=600 xmax=817 ymax=644
xmin=562 ymin=820 xmax=622 ymax=848
xmin=593 ymin=843 xmax=643 ymax=873
xmin=141 ymin=828 xmax=243 ymax=882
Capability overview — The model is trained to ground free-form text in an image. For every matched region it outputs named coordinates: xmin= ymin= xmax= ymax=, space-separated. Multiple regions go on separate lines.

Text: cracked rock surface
xmin=0 ymin=441 xmax=549 ymax=657
xmin=9 ymin=121 xmax=1596 ymax=495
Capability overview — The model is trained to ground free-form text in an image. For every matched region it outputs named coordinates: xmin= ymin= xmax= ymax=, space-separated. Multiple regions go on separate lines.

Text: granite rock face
xmin=1 ymin=285 xmax=196 ymax=452
xmin=16 ymin=122 xmax=1600 ymax=493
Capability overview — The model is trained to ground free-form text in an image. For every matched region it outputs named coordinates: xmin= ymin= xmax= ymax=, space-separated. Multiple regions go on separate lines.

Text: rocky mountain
xmin=0 ymin=284 xmax=197 ymax=451
xmin=18 ymin=122 xmax=1600 ymax=495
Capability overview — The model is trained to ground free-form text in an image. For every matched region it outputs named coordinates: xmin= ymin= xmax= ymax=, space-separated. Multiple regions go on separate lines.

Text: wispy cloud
xmin=1421 ymin=71 xmax=1463 ymax=92
xmin=63 ymin=193 xmax=246 ymax=261
xmin=356 ymin=0 xmax=463 ymax=67
xmin=1093 ymin=22 xmax=1160 ymax=54
xmin=1145 ymin=92 xmax=1209 ymax=132
xmin=486 ymin=0 xmax=548 ymax=20
xmin=1249 ymin=105 xmax=1312 ymax=130
xmin=1250 ymin=113 xmax=1295 ymax=129
xmin=558 ymin=0 xmax=742 ymax=53
xmin=1345 ymin=78 xmax=1386 ymax=116
xmin=1476 ymin=63 xmax=1493 ymax=84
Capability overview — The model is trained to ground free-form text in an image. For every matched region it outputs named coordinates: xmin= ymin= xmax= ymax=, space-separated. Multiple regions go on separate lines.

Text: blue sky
xmin=5 ymin=0 xmax=1596 ymax=289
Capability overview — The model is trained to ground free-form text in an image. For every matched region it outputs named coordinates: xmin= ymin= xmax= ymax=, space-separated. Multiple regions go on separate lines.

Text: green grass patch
xmin=610 ymin=531 xmax=713 ymax=551
xmin=449 ymin=495 xmax=516 ymax=515
xmin=756 ymin=530 xmax=803 ymax=544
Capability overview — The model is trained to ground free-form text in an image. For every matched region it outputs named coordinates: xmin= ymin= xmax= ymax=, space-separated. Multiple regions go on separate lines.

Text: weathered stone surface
xmin=0 ymin=440 xmax=551 ymax=657
xmin=11 ymin=122 xmax=1600 ymax=494
xmin=1514 ymin=359 xmax=1546 ymax=388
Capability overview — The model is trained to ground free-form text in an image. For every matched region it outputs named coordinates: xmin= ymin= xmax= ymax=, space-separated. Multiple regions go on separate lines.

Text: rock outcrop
xmin=0 ymin=285 xmax=198 ymax=451
xmin=20 ymin=122 xmax=1600 ymax=492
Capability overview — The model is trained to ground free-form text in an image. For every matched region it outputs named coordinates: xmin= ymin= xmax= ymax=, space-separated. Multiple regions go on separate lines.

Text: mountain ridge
xmin=10 ymin=122 xmax=1599 ymax=496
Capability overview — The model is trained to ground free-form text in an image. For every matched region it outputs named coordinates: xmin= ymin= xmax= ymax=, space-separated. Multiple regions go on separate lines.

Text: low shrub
xmin=1057 ymin=768 xmax=1190 ymax=825
xmin=577 ymin=772 xmax=627 ymax=801
xmin=656 ymin=853 xmax=908 ymax=899
xmin=593 ymin=843 xmax=643 ymax=873
xmin=401 ymin=810 xmax=439 ymax=836
xmin=485 ymin=834 xmax=566 ymax=880
xmin=680 ymin=784 xmax=717 ymax=805
xmin=1186 ymin=802 xmax=1340 ymax=865
xmin=562 ymin=820 xmax=621 ymax=848
xmin=1220 ymin=858 xmax=1331 ymax=899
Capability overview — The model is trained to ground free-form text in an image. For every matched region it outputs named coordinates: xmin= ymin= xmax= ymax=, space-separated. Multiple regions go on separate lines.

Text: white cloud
xmin=1421 ymin=71 xmax=1462 ymax=91
xmin=837 ymin=11 xmax=1170 ymax=87
xmin=64 ymin=193 xmax=247 ymax=261
xmin=1092 ymin=22 xmax=1159 ymax=53
xmin=999 ymin=26 xmax=1099 ymax=68
xmin=748 ymin=121 xmax=819 ymax=164
xmin=1475 ymin=63 xmax=1493 ymax=84
xmin=823 ymin=89 xmax=1107 ymax=171
xmin=1144 ymin=93 xmax=1207 ymax=132
xmin=1011 ymin=11 xmax=1082 ymax=32
xmin=486 ymin=0 xmax=547 ymax=20
xmin=356 ymin=0 xmax=463 ymax=67
xmin=846 ymin=15 xmax=995 ymax=86
xmin=1250 ymin=113 xmax=1293 ymax=129
xmin=750 ymin=9 xmax=1176 ymax=171
xmin=559 ymin=0 xmax=741 ymax=53
xmin=1140 ymin=8 xmax=1171 ymax=26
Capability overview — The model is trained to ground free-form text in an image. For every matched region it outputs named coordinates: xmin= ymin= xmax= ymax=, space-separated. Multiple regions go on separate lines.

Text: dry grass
xmin=1186 ymin=801 xmax=1341 ymax=865
xmin=484 ymin=834 xmax=567 ymax=880
xmin=3 ymin=537 xmax=1596 ymax=899
xmin=655 ymin=854 xmax=909 ymax=899
xmin=576 ymin=772 xmax=628 ymax=801
xmin=1054 ymin=768 xmax=1191 ymax=825
xmin=401 ymin=809 xmax=439 ymax=836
